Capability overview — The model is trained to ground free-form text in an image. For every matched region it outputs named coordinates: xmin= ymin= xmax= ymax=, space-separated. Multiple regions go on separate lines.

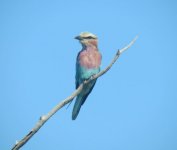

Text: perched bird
xmin=72 ymin=32 xmax=102 ymax=120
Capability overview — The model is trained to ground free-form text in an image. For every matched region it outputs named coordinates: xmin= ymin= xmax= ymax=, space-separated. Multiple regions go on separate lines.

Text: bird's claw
xmin=83 ymin=75 xmax=95 ymax=84
xmin=90 ymin=75 xmax=94 ymax=80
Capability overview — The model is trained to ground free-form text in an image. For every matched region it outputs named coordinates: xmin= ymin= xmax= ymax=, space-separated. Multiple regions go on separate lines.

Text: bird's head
xmin=75 ymin=32 xmax=98 ymax=47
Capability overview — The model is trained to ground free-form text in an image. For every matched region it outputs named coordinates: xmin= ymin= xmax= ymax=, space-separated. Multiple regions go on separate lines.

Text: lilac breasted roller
xmin=72 ymin=32 xmax=102 ymax=120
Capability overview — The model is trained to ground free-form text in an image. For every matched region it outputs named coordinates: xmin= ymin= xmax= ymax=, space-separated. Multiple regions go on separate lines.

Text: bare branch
xmin=11 ymin=36 xmax=138 ymax=150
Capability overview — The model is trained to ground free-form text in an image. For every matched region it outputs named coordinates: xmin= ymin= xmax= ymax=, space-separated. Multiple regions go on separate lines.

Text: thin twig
xmin=11 ymin=35 xmax=138 ymax=150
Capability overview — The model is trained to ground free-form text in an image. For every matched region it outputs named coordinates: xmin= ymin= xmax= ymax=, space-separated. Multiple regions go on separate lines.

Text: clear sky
xmin=1 ymin=0 xmax=177 ymax=150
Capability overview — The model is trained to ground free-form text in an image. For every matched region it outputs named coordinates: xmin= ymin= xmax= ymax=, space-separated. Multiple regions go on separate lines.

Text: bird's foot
xmin=90 ymin=75 xmax=95 ymax=80
xmin=83 ymin=75 xmax=95 ymax=84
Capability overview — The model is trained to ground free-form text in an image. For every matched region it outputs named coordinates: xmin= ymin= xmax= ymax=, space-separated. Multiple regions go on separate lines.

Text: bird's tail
xmin=72 ymin=95 xmax=83 ymax=120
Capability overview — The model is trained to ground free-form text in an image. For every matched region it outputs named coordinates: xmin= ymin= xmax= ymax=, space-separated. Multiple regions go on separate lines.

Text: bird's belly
xmin=79 ymin=66 xmax=100 ymax=81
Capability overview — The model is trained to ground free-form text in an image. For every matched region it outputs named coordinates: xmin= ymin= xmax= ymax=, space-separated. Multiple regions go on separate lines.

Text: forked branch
xmin=12 ymin=35 xmax=138 ymax=150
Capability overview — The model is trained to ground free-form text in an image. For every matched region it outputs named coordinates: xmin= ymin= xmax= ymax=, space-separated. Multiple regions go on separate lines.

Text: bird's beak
xmin=75 ymin=36 xmax=81 ymax=40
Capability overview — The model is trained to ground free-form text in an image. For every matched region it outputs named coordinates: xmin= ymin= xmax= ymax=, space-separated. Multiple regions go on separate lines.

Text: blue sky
xmin=1 ymin=0 xmax=177 ymax=150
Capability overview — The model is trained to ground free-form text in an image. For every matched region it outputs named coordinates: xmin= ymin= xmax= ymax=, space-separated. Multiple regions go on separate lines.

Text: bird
xmin=72 ymin=32 xmax=102 ymax=120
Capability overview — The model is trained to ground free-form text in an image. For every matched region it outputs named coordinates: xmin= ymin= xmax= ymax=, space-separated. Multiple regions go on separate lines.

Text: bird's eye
xmin=85 ymin=36 xmax=94 ymax=39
